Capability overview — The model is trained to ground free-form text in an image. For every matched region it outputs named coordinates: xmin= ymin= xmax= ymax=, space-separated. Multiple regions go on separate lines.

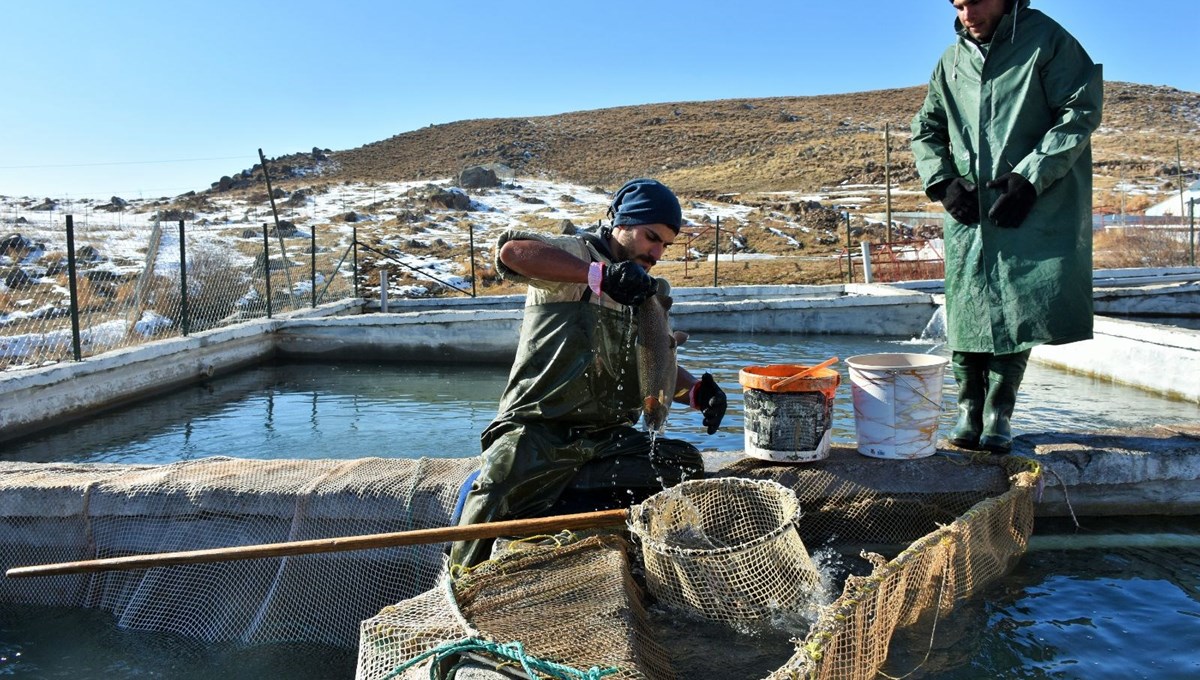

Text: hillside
xmin=309 ymin=81 xmax=1199 ymax=211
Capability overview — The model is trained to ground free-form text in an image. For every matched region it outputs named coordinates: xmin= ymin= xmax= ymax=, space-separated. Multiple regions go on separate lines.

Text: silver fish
xmin=636 ymin=282 xmax=678 ymax=434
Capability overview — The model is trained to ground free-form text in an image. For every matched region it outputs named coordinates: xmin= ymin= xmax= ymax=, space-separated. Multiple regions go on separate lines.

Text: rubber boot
xmin=979 ymin=350 xmax=1031 ymax=454
xmin=948 ymin=351 xmax=989 ymax=450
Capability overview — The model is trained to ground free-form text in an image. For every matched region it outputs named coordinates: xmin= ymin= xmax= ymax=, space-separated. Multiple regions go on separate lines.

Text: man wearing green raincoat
xmin=449 ymin=178 xmax=728 ymax=569
xmin=911 ymin=0 xmax=1103 ymax=453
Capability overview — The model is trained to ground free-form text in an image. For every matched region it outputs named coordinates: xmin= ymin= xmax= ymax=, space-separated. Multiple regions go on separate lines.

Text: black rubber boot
xmin=949 ymin=351 xmax=989 ymax=450
xmin=979 ymin=350 xmax=1031 ymax=454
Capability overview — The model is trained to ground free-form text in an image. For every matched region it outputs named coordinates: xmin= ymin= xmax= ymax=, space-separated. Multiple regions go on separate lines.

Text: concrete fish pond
xmin=1 ymin=278 xmax=1199 ymax=678
xmin=3 ymin=428 xmax=1199 ymax=679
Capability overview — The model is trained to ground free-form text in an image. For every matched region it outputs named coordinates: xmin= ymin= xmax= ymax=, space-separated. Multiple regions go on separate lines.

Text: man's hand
xmin=986 ymin=173 xmax=1037 ymax=228
xmin=600 ymin=261 xmax=657 ymax=306
xmin=689 ymin=373 xmax=727 ymax=435
xmin=936 ymin=177 xmax=980 ymax=225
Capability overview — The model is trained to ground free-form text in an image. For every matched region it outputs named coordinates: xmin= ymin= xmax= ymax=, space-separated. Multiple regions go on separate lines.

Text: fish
xmin=636 ymin=282 xmax=679 ymax=434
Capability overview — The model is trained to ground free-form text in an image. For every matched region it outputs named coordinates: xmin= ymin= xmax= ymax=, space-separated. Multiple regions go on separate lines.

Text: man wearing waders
xmin=449 ymin=178 xmax=728 ymax=569
xmin=911 ymin=0 xmax=1103 ymax=453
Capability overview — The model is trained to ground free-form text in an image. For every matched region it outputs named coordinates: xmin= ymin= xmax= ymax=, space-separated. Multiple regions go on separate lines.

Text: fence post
xmin=310 ymin=222 xmax=317 ymax=308
xmin=380 ymin=270 xmax=389 ymax=313
xmin=860 ymin=242 xmax=874 ymax=284
xmin=1190 ymin=198 xmax=1196 ymax=267
xmin=713 ymin=215 xmax=720 ymax=288
xmin=469 ymin=222 xmax=477 ymax=298
xmin=65 ymin=215 xmax=82 ymax=361
xmin=352 ymin=225 xmax=360 ymax=298
xmin=262 ymin=223 xmax=273 ymax=319
xmin=845 ymin=212 xmax=853 ymax=282
xmin=178 ymin=220 xmax=190 ymax=336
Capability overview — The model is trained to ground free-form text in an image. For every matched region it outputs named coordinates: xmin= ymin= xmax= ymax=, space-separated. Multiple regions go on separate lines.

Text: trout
xmin=636 ymin=281 xmax=678 ymax=434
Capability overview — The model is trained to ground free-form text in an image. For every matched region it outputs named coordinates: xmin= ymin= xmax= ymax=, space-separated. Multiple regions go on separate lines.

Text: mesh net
xmin=628 ymin=477 xmax=820 ymax=622
xmin=355 ymin=453 xmax=1039 ymax=680
xmin=0 ymin=456 xmax=475 ymax=647
xmin=0 ymin=452 xmax=1040 ymax=679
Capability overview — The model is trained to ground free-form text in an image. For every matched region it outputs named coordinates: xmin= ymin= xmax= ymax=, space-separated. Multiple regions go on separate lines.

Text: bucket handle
xmin=772 ymin=357 xmax=838 ymax=391
xmin=854 ymin=371 xmax=945 ymax=410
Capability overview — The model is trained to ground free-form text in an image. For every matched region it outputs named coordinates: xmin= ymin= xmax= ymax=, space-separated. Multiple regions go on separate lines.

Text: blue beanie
xmin=608 ymin=178 xmax=682 ymax=233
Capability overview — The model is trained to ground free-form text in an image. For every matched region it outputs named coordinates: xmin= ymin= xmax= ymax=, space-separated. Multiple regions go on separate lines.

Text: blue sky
xmin=3 ymin=0 xmax=1197 ymax=200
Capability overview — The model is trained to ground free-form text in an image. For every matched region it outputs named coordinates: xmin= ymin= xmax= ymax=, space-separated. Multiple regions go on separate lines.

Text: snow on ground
xmin=1 ymin=176 xmax=800 ymax=294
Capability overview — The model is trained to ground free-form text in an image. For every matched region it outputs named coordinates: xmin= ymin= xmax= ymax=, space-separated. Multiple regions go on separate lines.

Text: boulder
xmin=458 ymin=166 xmax=500 ymax=189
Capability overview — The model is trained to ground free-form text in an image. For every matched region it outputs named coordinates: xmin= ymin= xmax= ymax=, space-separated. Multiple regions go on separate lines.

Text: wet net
xmin=628 ymin=477 xmax=820 ymax=622
xmin=0 ymin=451 xmax=1039 ymax=679
xmin=0 ymin=456 xmax=475 ymax=647
xmin=356 ymin=452 xmax=1040 ymax=680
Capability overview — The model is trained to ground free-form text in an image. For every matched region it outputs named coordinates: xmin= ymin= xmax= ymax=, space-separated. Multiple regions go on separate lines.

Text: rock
xmin=428 ymin=189 xmax=471 ymax=211
xmin=1 ymin=234 xmax=35 ymax=257
xmin=458 ymin=166 xmax=500 ymax=189
xmin=559 ymin=219 xmax=577 ymax=235
xmin=4 ymin=267 xmax=36 ymax=288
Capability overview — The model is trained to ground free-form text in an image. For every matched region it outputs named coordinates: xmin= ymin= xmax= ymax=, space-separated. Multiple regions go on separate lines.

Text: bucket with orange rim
xmin=737 ymin=361 xmax=840 ymax=463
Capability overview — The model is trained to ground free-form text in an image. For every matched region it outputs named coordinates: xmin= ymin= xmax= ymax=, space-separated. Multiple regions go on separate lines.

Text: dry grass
xmin=194 ymin=81 xmax=1198 ymax=291
xmin=1094 ymin=227 xmax=1197 ymax=269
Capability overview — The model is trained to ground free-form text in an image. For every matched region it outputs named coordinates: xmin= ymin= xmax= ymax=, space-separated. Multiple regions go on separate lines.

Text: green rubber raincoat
xmin=450 ymin=228 xmax=703 ymax=568
xmin=911 ymin=0 xmax=1103 ymax=355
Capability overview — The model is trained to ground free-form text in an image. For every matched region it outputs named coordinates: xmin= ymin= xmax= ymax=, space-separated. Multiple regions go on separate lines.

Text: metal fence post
xmin=469 ymin=222 xmax=477 ymax=298
xmin=1190 ymin=198 xmax=1196 ymax=267
xmin=310 ymin=222 xmax=317 ymax=308
xmin=178 ymin=220 xmax=190 ymax=336
xmin=262 ymin=223 xmax=273 ymax=319
xmin=65 ymin=215 xmax=82 ymax=361
xmin=845 ymin=212 xmax=853 ymax=282
xmin=352 ymin=225 xmax=360 ymax=298
xmin=713 ymin=215 xmax=720 ymax=288
xmin=861 ymin=242 xmax=874 ymax=284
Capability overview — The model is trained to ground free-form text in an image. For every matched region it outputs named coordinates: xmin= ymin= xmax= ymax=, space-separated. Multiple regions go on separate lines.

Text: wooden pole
xmin=6 ymin=508 xmax=630 ymax=578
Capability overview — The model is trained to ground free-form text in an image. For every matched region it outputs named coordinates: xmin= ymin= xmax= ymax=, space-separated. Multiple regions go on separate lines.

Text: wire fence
xmin=3 ymin=205 xmax=1197 ymax=372
xmin=1 ymin=214 xmax=357 ymax=371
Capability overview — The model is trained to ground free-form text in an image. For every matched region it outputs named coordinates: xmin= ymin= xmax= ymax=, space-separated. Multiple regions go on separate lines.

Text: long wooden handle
xmin=5 ymin=507 xmax=630 ymax=578
xmin=772 ymin=357 xmax=838 ymax=391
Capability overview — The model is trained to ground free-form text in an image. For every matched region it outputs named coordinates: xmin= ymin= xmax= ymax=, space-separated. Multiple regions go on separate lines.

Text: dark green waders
xmin=449 ymin=299 xmax=703 ymax=570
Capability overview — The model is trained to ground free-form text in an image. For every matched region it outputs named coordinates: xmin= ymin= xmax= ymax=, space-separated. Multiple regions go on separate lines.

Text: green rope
xmin=384 ymin=637 xmax=621 ymax=680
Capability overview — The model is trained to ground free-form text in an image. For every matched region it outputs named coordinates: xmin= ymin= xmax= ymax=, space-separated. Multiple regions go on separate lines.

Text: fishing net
xmin=627 ymin=477 xmax=820 ymax=622
xmin=0 ymin=450 xmax=1040 ymax=680
xmin=356 ymin=452 xmax=1040 ymax=680
xmin=0 ymin=456 xmax=476 ymax=648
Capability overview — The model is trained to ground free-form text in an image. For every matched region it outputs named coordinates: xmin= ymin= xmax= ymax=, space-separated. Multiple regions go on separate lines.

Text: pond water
xmin=3 ymin=333 xmax=1197 ymax=464
xmin=3 ymin=516 xmax=1197 ymax=679
xmin=2 ymin=332 xmax=1198 ymax=679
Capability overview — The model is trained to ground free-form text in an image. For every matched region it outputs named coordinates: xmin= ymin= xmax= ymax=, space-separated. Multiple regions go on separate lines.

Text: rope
xmin=383 ymin=637 xmax=621 ymax=680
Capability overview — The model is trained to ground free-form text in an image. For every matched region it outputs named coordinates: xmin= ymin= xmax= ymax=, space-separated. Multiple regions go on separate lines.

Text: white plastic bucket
xmin=846 ymin=353 xmax=948 ymax=459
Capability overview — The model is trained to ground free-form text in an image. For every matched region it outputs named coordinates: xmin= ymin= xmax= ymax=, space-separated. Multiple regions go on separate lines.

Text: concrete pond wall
xmin=0 ymin=275 xmax=1197 ymax=520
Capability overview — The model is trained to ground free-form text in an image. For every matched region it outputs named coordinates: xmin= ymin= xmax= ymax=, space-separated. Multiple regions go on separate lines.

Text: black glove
xmin=601 ymin=261 xmax=657 ymax=306
xmin=986 ymin=173 xmax=1037 ymax=229
xmin=934 ymin=177 xmax=980 ymax=225
xmin=689 ymin=373 xmax=727 ymax=435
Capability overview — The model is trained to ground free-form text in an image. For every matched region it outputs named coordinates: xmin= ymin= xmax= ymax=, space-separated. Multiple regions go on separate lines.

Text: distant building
xmin=1146 ymin=179 xmax=1200 ymax=217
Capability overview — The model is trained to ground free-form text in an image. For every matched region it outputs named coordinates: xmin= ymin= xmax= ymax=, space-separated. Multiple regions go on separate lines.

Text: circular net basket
xmin=627 ymin=477 xmax=820 ymax=622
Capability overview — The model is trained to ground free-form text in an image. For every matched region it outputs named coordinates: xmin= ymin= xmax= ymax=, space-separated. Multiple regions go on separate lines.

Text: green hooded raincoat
xmin=911 ymin=0 xmax=1104 ymax=355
